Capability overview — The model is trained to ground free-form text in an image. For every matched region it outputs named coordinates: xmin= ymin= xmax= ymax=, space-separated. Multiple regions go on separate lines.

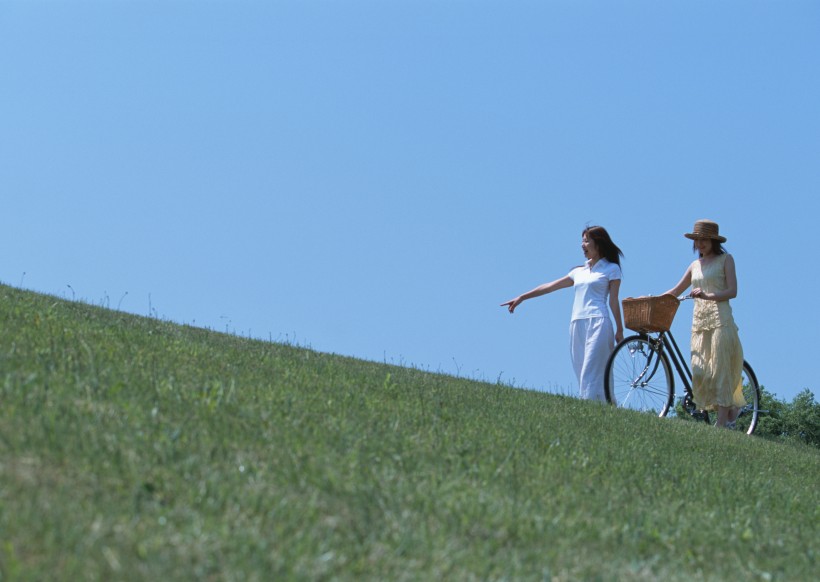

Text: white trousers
xmin=569 ymin=317 xmax=615 ymax=401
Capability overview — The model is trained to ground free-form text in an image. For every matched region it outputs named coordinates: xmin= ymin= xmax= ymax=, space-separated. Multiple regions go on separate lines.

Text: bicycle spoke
xmin=605 ymin=336 xmax=673 ymax=416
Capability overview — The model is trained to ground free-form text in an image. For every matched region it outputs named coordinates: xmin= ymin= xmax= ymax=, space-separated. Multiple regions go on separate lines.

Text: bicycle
xmin=604 ymin=294 xmax=762 ymax=434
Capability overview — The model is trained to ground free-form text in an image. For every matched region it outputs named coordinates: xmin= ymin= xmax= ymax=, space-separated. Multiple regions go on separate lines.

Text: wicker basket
xmin=622 ymin=295 xmax=680 ymax=332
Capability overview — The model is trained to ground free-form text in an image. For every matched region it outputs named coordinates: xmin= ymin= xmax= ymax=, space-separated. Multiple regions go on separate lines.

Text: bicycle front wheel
xmin=605 ymin=335 xmax=674 ymax=416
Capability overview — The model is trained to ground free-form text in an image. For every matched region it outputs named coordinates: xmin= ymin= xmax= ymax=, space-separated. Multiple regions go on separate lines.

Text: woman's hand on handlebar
xmin=689 ymin=287 xmax=713 ymax=300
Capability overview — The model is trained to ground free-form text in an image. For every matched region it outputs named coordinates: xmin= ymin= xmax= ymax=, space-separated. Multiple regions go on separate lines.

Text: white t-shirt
xmin=568 ymin=259 xmax=622 ymax=321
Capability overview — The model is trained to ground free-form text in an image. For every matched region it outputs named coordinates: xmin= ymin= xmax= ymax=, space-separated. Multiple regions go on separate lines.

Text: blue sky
xmin=2 ymin=0 xmax=817 ymax=403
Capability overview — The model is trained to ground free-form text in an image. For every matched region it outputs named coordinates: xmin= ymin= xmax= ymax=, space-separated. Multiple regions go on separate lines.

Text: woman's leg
xmin=569 ymin=320 xmax=587 ymax=394
xmin=690 ymin=331 xmax=710 ymax=412
xmin=577 ymin=318 xmax=614 ymax=401
xmin=715 ymin=406 xmax=732 ymax=427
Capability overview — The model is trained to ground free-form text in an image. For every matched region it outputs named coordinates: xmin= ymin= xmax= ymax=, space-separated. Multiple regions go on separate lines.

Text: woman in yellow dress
xmin=665 ymin=220 xmax=746 ymax=428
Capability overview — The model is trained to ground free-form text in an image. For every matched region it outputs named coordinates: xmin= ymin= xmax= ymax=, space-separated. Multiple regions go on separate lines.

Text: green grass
xmin=0 ymin=284 xmax=817 ymax=581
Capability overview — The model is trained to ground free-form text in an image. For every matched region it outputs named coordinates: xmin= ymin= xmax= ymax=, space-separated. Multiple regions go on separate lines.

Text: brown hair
xmin=583 ymin=226 xmax=624 ymax=267
xmin=693 ymin=239 xmax=726 ymax=256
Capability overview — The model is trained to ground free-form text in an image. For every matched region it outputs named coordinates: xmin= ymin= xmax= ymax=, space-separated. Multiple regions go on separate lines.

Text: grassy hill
xmin=0 ymin=285 xmax=817 ymax=581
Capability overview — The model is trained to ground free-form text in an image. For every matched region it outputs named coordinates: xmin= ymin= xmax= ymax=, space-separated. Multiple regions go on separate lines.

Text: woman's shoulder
xmin=601 ymin=258 xmax=622 ymax=276
xmin=567 ymin=263 xmax=585 ymax=276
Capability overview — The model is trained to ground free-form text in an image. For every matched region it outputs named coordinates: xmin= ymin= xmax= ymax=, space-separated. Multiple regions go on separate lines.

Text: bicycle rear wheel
xmin=605 ymin=335 xmax=674 ymax=416
xmin=707 ymin=361 xmax=761 ymax=435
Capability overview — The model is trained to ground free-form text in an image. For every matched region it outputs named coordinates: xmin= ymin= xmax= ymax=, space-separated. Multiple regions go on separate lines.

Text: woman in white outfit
xmin=501 ymin=226 xmax=625 ymax=401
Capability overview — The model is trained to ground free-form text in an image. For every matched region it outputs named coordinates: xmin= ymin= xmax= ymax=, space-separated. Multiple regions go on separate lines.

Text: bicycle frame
xmin=607 ymin=295 xmax=763 ymax=433
xmin=620 ymin=329 xmax=698 ymax=417
xmin=627 ymin=329 xmax=763 ymax=426
xmin=651 ymin=330 xmax=693 ymax=400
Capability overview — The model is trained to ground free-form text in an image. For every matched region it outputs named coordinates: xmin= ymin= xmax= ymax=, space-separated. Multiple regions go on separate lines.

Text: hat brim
xmin=684 ymin=233 xmax=726 ymax=243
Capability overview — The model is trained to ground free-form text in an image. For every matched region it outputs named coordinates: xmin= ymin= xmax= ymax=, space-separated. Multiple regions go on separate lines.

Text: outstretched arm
xmin=501 ymin=275 xmax=574 ymax=314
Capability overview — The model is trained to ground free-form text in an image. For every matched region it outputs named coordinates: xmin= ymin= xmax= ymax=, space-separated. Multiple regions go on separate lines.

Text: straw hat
xmin=684 ymin=219 xmax=726 ymax=243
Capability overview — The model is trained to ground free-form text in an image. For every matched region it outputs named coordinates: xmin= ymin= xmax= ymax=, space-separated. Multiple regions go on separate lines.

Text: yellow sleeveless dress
xmin=690 ymin=254 xmax=746 ymax=411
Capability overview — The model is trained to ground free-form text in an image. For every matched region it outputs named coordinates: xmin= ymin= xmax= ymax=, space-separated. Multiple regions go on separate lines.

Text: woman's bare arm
xmin=609 ymin=278 xmax=624 ymax=342
xmin=664 ymin=264 xmax=693 ymax=298
xmin=501 ymin=275 xmax=574 ymax=313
